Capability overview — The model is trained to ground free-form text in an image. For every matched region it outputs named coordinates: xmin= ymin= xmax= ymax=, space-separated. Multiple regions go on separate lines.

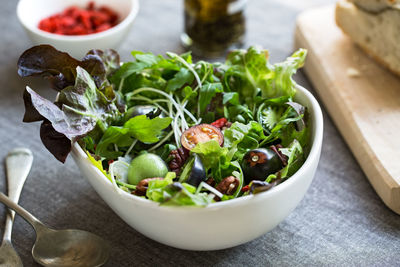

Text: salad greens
xmin=18 ymin=45 xmax=310 ymax=207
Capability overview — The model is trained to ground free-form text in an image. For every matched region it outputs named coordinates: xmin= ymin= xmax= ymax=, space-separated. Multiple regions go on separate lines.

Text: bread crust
xmin=335 ymin=0 xmax=400 ymax=77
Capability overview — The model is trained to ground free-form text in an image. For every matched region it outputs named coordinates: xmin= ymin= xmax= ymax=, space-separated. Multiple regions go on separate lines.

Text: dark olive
xmin=249 ymin=180 xmax=276 ymax=194
xmin=181 ymin=124 xmax=224 ymax=150
xmin=186 ymin=154 xmax=207 ymax=187
xmin=124 ymin=105 xmax=159 ymax=121
xmin=241 ymin=148 xmax=283 ymax=184
xmin=166 ymin=182 xmax=185 ymax=193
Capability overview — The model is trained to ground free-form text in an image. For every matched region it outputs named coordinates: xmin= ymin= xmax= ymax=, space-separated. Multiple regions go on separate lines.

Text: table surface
xmin=1 ymin=1 xmax=399 ymax=266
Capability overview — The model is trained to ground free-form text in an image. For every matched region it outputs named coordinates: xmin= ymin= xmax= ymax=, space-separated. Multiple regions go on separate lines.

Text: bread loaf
xmin=351 ymin=0 xmax=400 ymax=12
xmin=336 ymin=0 xmax=400 ymax=76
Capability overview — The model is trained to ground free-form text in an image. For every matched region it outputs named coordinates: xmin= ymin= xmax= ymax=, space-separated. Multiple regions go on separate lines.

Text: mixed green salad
xmin=18 ymin=45 xmax=310 ymax=206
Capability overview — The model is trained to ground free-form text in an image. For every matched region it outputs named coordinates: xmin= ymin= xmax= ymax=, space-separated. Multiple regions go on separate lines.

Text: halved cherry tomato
xmin=181 ymin=124 xmax=224 ymax=150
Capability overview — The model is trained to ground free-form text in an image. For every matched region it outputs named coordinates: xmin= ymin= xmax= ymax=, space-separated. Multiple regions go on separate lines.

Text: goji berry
xmin=211 ymin=118 xmax=228 ymax=129
xmin=38 ymin=1 xmax=119 ymax=36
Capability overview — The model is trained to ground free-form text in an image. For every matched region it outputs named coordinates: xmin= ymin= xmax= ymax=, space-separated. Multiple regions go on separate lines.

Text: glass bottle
xmin=181 ymin=0 xmax=246 ymax=58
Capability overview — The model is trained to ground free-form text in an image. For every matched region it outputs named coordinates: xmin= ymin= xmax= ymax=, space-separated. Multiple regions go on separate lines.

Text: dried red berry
xmin=38 ymin=2 xmax=119 ymax=36
xmin=211 ymin=118 xmax=227 ymax=129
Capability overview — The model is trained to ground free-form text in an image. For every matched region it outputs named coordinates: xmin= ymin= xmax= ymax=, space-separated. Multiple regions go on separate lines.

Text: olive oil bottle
xmin=181 ymin=0 xmax=246 ymax=58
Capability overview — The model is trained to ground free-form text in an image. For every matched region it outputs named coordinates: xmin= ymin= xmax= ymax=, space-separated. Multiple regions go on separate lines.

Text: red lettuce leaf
xmin=40 ymin=120 xmax=71 ymax=163
xmin=22 ymin=67 xmax=120 ymax=162
xmin=17 ymin=45 xmax=120 ymax=91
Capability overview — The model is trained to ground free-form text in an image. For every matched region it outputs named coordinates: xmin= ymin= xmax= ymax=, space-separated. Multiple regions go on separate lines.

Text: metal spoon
xmin=0 ymin=192 xmax=110 ymax=267
xmin=0 ymin=175 xmax=110 ymax=267
xmin=0 ymin=148 xmax=33 ymax=267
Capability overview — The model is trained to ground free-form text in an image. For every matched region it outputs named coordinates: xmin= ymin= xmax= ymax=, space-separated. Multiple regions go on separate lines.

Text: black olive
xmin=186 ymin=154 xmax=207 ymax=187
xmin=249 ymin=180 xmax=275 ymax=194
xmin=166 ymin=182 xmax=185 ymax=192
xmin=241 ymin=148 xmax=283 ymax=184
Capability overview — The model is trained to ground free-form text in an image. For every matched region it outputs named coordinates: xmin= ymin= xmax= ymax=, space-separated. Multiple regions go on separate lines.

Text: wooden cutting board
xmin=294 ymin=5 xmax=400 ymax=214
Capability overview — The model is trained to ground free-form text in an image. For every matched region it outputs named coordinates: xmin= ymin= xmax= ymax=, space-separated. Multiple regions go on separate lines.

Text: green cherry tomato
xmin=128 ymin=153 xmax=168 ymax=185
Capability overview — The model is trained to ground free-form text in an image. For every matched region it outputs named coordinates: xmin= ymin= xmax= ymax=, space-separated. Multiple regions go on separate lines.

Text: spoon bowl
xmin=33 ymin=228 xmax=110 ymax=267
xmin=0 ymin=192 xmax=110 ymax=267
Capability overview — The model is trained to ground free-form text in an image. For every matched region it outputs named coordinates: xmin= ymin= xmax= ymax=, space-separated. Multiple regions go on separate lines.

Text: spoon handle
xmin=2 ymin=149 xmax=33 ymax=241
xmin=0 ymin=192 xmax=45 ymax=233
xmin=2 ymin=149 xmax=33 ymax=242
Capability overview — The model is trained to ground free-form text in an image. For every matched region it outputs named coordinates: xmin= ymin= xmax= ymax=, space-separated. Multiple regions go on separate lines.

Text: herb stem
xmin=125 ymin=139 xmax=138 ymax=156
xmin=148 ymin=130 xmax=174 ymax=152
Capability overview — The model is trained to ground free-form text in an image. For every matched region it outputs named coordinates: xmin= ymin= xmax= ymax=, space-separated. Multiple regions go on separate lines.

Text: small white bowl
xmin=17 ymin=0 xmax=139 ymax=58
xmin=71 ymin=85 xmax=323 ymax=251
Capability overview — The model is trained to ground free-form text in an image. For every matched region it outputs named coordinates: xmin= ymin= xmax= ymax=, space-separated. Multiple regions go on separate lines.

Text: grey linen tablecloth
xmin=1 ymin=0 xmax=399 ymax=266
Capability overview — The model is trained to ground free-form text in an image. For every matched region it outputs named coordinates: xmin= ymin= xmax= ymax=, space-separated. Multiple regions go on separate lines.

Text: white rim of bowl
xmin=16 ymin=0 xmax=140 ymax=41
xmin=72 ymin=84 xmax=324 ymax=210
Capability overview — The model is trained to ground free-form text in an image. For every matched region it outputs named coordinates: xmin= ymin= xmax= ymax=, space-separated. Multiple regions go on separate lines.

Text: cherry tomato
xmin=181 ymin=124 xmax=224 ymax=150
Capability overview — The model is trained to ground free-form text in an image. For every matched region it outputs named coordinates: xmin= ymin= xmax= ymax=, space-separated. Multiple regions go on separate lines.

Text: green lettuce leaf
xmin=224 ymin=46 xmax=307 ymax=109
xmin=86 ymin=151 xmax=112 ymax=182
xmin=223 ymin=121 xmax=265 ymax=160
xmin=146 ymin=173 xmax=213 ymax=206
xmin=265 ymin=49 xmax=307 ymax=99
xmin=191 ymin=140 xmax=230 ymax=182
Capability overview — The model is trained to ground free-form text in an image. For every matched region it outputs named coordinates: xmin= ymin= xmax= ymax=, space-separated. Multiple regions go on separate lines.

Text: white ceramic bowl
xmin=71 ymin=85 xmax=323 ymax=251
xmin=17 ymin=0 xmax=139 ymax=58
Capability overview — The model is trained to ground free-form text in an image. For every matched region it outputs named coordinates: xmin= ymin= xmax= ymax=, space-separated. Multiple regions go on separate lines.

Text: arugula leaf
xmin=279 ymin=139 xmax=304 ymax=178
xmin=131 ymin=51 xmax=161 ymax=65
xmin=110 ymin=61 xmax=150 ymax=90
xmin=166 ymin=68 xmax=194 ymax=92
xmin=222 ymin=92 xmax=240 ymax=105
xmin=182 ymin=86 xmax=198 ymax=102
xmin=225 ymin=105 xmax=253 ymax=124
xmin=230 ymin=161 xmax=244 ymax=197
